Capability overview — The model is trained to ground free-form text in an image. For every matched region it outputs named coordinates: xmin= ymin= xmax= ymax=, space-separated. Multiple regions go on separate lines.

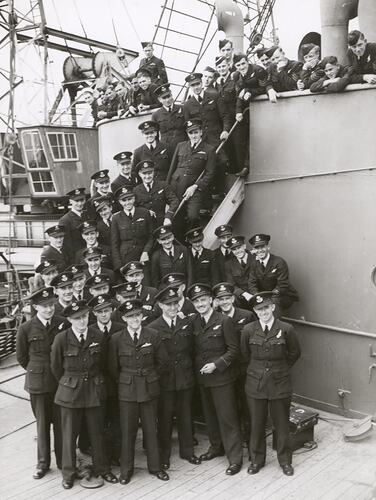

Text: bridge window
xmin=21 ymin=130 xmax=57 ymax=194
xmin=47 ymin=132 xmax=78 ymax=161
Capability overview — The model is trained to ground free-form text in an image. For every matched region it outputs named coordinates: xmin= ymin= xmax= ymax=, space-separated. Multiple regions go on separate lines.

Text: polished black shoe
xmin=62 ymin=479 xmax=74 ymax=489
xmin=187 ymin=455 xmax=201 ymax=465
xmin=119 ymin=473 xmax=133 ymax=485
xmin=100 ymin=471 xmax=118 ymax=483
xmin=225 ymin=463 xmax=242 ymax=476
xmin=281 ymin=464 xmax=294 ymax=476
xmin=151 ymin=470 xmax=169 ymax=481
xmin=199 ymin=450 xmax=225 ymax=461
xmin=235 ymin=167 xmax=249 ymax=178
xmin=161 ymin=461 xmax=170 ymax=470
xmin=33 ymin=468 xmax=48 ymax=479
xmin=247 ymin=463 xmax=264 ymax=475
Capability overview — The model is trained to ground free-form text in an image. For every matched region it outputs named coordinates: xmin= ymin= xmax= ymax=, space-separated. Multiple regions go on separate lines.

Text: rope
xmin=120 ymin=0 xmax=141 ymax=43
xmin=72 ymin=0 xmax=94 ymax=54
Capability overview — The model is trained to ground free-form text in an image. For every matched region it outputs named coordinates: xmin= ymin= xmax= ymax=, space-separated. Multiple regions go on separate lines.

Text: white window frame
xmin=46 ymin=131 xmax=79 ymax=161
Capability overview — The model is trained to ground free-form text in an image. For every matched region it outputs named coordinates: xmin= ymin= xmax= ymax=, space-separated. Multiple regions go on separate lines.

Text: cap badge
xmin=75 ymin=189 xmax=80 ymax=195
xmin=187 ymin=121 xmax=192 ymax=127
xmin=98 ymin=296 xmax=104 ymax=304
xmin=194 ymin=285 xmax=201 ymax=293
xmin=44 ymin=261 xmax=49 ymax=267
xmin=143 ymin=162 xmax=148 ymax=167
xmin=219 ymin=285 xmax=226 ymax=291
xmin=71 ymin=266 xmax=77 ymax=273
xmin=256 ymin=296 xmax=263 ymax=303
xmin=94 ymin=276 xmax=100 ymax=283
xmin=168 ymin=289 xmax=175 ymax=296
xmin=168 ymin=276 xmax=174 ymax=282
xmin=61 ymin=275 xmax=68 ymax=282
xmin=72 ymin=303 xmax=79 ymax=311
xmin=126 ymin=302 xmax=132 ymax=309
xmin=42 ymin=290 xmax=49 ymax=297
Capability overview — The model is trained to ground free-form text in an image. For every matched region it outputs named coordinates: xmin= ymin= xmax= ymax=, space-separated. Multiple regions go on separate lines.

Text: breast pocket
xmin=119 ymin=349 xmax=133 ymax=369
xmin=133 ymin=220 xmax=147 ymax=238
xmin=140 ymin=346 xmax=153 ymax=366
xmin=29 ymin=334 xmax=46 ymax=354
xmin=57 ymin=375 xmax=79 ymax=403
xmin=206 ymin=326 xmax=225 ymax=351
xmin=63 ymin=346 xmax=80 ymax=370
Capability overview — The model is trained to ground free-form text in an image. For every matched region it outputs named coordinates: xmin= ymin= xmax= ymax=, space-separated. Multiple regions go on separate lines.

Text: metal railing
xmin=0 ymin=218 xmax=59 ymax=247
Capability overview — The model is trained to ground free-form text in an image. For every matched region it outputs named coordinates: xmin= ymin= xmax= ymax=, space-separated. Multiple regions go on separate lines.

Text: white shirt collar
xmin=72 ymin=327 xmax=87 ymax=341
xmin=127 ymin=327 xmax=141 ymax=341
xmin=195 ymin=92 xmax=204 ymax=101
xmin=71 ymin=208 xmax=83 ymax=217
xmin=148 ymin=142 xmax=157 ymax=150
xmin=162 ymin=314 xmax=176 ymax=327
xmin=88 ymin=267 xmax=101 ymax=276
xmin=259 ymin=318 xmax=275 ymax=332
xmin=201 ymin=308 xmax=213 ymax=324
xmin=37 ymin=314 xmax=49 ymax=327
xmin=125 ymin=207 xmax=135 ymax=217
xmin=50 ymin=243 xmax=62 ymax=253
xmin=163 ymin=247 xmax=174 ymax=256
xmin=257 ymin=253 xmax=270 ymax=266
xmin=98 ymin=321 xmax=111 ymax=332
xmin=224 ymin=307 xmax=235 ymax=318
xmin=192 ymin=247 xmax=202 ymax=257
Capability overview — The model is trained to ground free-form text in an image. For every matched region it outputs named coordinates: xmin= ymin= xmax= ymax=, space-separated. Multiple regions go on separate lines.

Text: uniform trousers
xmin=247 ymin=397 xmax=291 ymax=466
xmin=234 ymin=373 xmax=250 ymax=443
xmin=119 ymin=400 xmax=160 ymax=475
xmin=157 ymin=388 xmax=194 ymax=462
xmin=30 ymin=393 xmax=62 ymax=470
xmin=199 ymin=383 xmax=243 ymax=465
xmin=60 ymin=406 xmax=109 ymax=481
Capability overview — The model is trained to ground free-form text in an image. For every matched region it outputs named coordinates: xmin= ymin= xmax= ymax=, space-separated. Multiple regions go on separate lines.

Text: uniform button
xmin=265 ymin=368 xmax=270 ymax=372
xmin=136 ymin=356 xmax=140 ymax=360
xmin=83 ymin=358 xmax=87 ymax=362
xmin=174 ymin=361 xmax=178 ymax=365
xmin=265 ymin=348 xmax=269 ymax=352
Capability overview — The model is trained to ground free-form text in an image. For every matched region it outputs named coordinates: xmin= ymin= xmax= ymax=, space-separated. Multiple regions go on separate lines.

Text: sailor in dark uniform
xmin=213 ymin=282 xmax=256 ymax=447
xmin=225 ymin=236 xmax=254 ymax=310
xmin=133 ymin=121 xmax=171 ymax=181
xmin=267 ymin=46 xmax=303 ymax=92
xmin=83 ymin=247 xmax=115 ymax=284
xmin=133 ymin=68 xmax=161 ymax=112
xmin=167 ymin=119 xmax=216 ymax=235
xmin=51 ymin=300 xmax=117 ymax=489
xmin=93 ymin=196 xmax=112 ymax=252
xmin=111 ymin=151 xmax=136 ymax=193
xmin=248 ymin=233 xmax=299 ymax=318
xmin=85 ymin=169 xmax=112 ymax=220
xmin=65 ymin=264 xmax=87 ymax=302
xmin=85 ymin=274 xmax=112 ymax=298
xmin=151 ymin=83 xmax=187 ymax=156
xmin=111 ymin=282 xmax=138 ymax=324
xmin=107 ymin=298 xmax=170 ymax=484
xmin=219 ymin=39 xmax=235 ymax=72
xmin=186 ymin=227 xmax=219 ymax=288
xmin=149 ymin=286 xmax=201 ymax=468
xmin=59 ymin=188 xmax=86 ymax=265
xmin=241 ymin=291 xmax=301 ymax=476
xmin=34 ymin=260 xmax=59 ymax=291
xmin=202 ymin=66 xmax=218 ymax=90
xmin=16 ymin=287 xmax=68 ymax=479
xmin=139 ymin=41 xmax=168 ymax=84
xmin=133 ymin=160 xmax=179 ymax=227
xmin=40 ymin=225 xmax=69 ymax=273
xmin=213 ymin=224 xmax=233 ymax=282
xmin=111 ymin=186 xmax=153 ymax=271
xmin=150 ymin=225 xmax=189 ymax=288
xmin=50 ymin=272 xmax=74 ymax=317
xmin=88 ymin=293 xmax=124 ymax=465
xmin=121 ymin=261 xmax=157 ymax=323
xmin=75 ymin=220 xmax=111 ymax=268
xmin=158 ymin=273 xmax=197 ymax=317
xmin=347 ymin=30 xmax=376 ymax=84
xmin=187 ymin=283 xmax=243 ymax=475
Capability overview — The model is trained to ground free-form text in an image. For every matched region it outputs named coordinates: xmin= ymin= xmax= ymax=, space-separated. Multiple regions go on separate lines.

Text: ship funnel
xmin=215 ymin=0 xmax=244 ymax=53
xmin=320 ymin=0 xmax=358 ymax=63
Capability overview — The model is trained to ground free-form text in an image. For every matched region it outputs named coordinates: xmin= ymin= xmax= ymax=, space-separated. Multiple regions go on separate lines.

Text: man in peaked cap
xmin=16 ymin=287 xmax=69 ymax=479
xmin=40 ymin=225 xmax=69 ymax=273
xmin=85 ymin=169 xmax=112 ymax=220
xmin=133 ymin=160 xmax=179 ymax=228
xmin=247 ymin=233 xmax=299 ymax=318
xmin=167 ymin=118 xmax=216 ymax=237
xmin=152 ymin=83 xmax=187 ymax=156
xmin=88 ymin=294 xmax=123 ymax=465
xmin=224 ymin=235 xmax=255 ymax=309
xmin=65 ymin=264 xmax=87 ymax=302
xmin=213 ymin=282 xmax=256 ymax=448
xmin=187 ymin=283 xmax=243 ymax=475
xmin=347 ymin=30 xmax=376 ymax=84
xmin=34 ymin=260 xmax=59 ymax=290
xmin=111 ymin=151 xmax=137 ymax=193
xmin=94 ymin=195 xmax=113 ymax=254
xmin=111 ymin=185 xmax=153 ymax=271
xmin=86 ymin=273 xmax=111 ymax=298
xmin=76 ymin=220 xmax=111 ymax=269
xmin=149 ymin=286 xmax=201 ymax=469
xmin=51 ymin=300 xmax=117 ymax=489
xmin=133 ymin=121 xmax=171 ymax=181
xmin=107 ymin=298 xmax=170 ymax=484
xmin=150 ymin=225 xmax=189 ymax=288
xmin=59 ymin=188 xmax=87 ymax=265
xmin=240 ymin=291 xmax=301 ymax=477
xmin=185 ymin=227 xmax=219 ymax=288
xmin=213 ymin=224 xmax=233 ymax=282
xmin=50 ymin=272 xmax=74 ymax=316
xmin=138 ymin=41 xmax=168 ymax=85
xmin=83 ymin=246 xmax=115 ymax=284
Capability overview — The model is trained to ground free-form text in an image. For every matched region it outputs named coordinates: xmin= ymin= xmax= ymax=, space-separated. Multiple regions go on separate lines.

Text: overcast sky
xmin=0 ymin=0 xmax=358 ymax=130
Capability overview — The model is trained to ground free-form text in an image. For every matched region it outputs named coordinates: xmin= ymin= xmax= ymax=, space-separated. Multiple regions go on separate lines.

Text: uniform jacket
xmin=347 ymin=42 xmax=376 ymax=81
xmin=84 ymin=193 xmax=114 ymax=221
xmin=137 ymin=285 xmax=158 ymax=324
xmin=83 ymin=266 xmax=115 ymax=284
xmin=51 ymin=326 xmax=107 ymax=408
xmin=233 ymin=64 xmax=271 ymax=113
xmin=16 ymin=314 xmax=69 ymax=394
xmin=40 ymin=245 xmax=69 ymax=273
xmin=183 ymin=89 xmax=231 ymax=145
xmin=98 ymin=96 xmax=119 ymax=119
xmin=192 ymin=310 xmax=239 ymax=387
xmin=247 ymin=254 xmax=299 ymax=307
xmin=133 ymin=141 xmax=171 ymax=181
xmin=216 ymin=73 xmax=237 ymax=120
xmin=111 ymin=173 xmax=137 ymax=194
xmin=187 ymin=247 xmax=219 ymax=288
xmin=136 ymin=83 xmax=161 ymax=110
xmin=167 ymin=140 xmax=216 ymax=199
xmin=299 ymin=65 xmax=325 ymax=89
xmin=108 ymin=326 xmax=168 ymax=402
xmin=150 ymin=244 xmax=189 ymax=288
xmin=111 ymin=207 xmax=153 ymax=270
xmin=97 ymin=218 xmax=112 ymax=253
xmin=213 ymin=246 xmax=232 ymax=283
xmin=75 ymin=244 xmax=112 ymax=268
xmin=268 ymin=59 xmax=303 ymax=92
xmin=151 ymin=105 xmax=187 ymax=155
xmin=225 ymin=251 xmax=255 ymax=297
xmin=310 ymin=65 xmax=353 ymax=93
xmin=133 ymin=180 xmax=179 ymax=226
xmin=240 ymin=318 xmax=301 ymax=399
xmin=58 ymin=210 xmax=86 ymax=264
xmin=139 ymin=55 xmax=168 ymax=84
xmin=148 ymin=315 xmax=195 ymax=391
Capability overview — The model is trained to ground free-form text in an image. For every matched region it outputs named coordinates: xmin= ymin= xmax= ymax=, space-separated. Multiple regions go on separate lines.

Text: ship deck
xmin=1 ymin=357 xmax=375 ymax=500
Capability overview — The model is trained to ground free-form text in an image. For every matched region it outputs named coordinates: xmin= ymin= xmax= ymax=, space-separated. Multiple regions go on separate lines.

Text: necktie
xmin=78 ymin=293 xmax=82 ymax=300
xmin=133 ymin=331 xmax=138 ymax=345
xmin=264 ymin=326 xmax=269 ymax=335
xmin=241 ymin=258 xmax=246 ymax=268
xmin=171 ymin=319 xmax=175 ymax=330
xmin=198 ymin=95 xmax=203 ymax=103
xmin=45 ymin=321 xmax=50 ymax=330
xmin=150 ymin=145 xmax=154 ymax=153
xmin=146 ymin=183 xmax=151 ymax=192
xmin=127 ymin=211 xmax=132 ymax=220
xmin=103 ymin=325 xmax=109 ymax=337
xmin=79 ymin=333 xmax=85 ymax=345
xmin=168 ymin=250 xmax=174 ymax=259
xmin=201 ymin=316 xmax=206 ymax=328
xmin=194 ymin=250 xmax=199 ymax=260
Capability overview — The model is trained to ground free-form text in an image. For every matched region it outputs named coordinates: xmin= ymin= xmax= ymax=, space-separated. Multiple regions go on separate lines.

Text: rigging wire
xmin=120 ymin=0 xmax=141 ymax=43
xmin=108 ymin=0 xmax=120 ymax=47
xmin=72 ymin=0 xmax=94 ymax=54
